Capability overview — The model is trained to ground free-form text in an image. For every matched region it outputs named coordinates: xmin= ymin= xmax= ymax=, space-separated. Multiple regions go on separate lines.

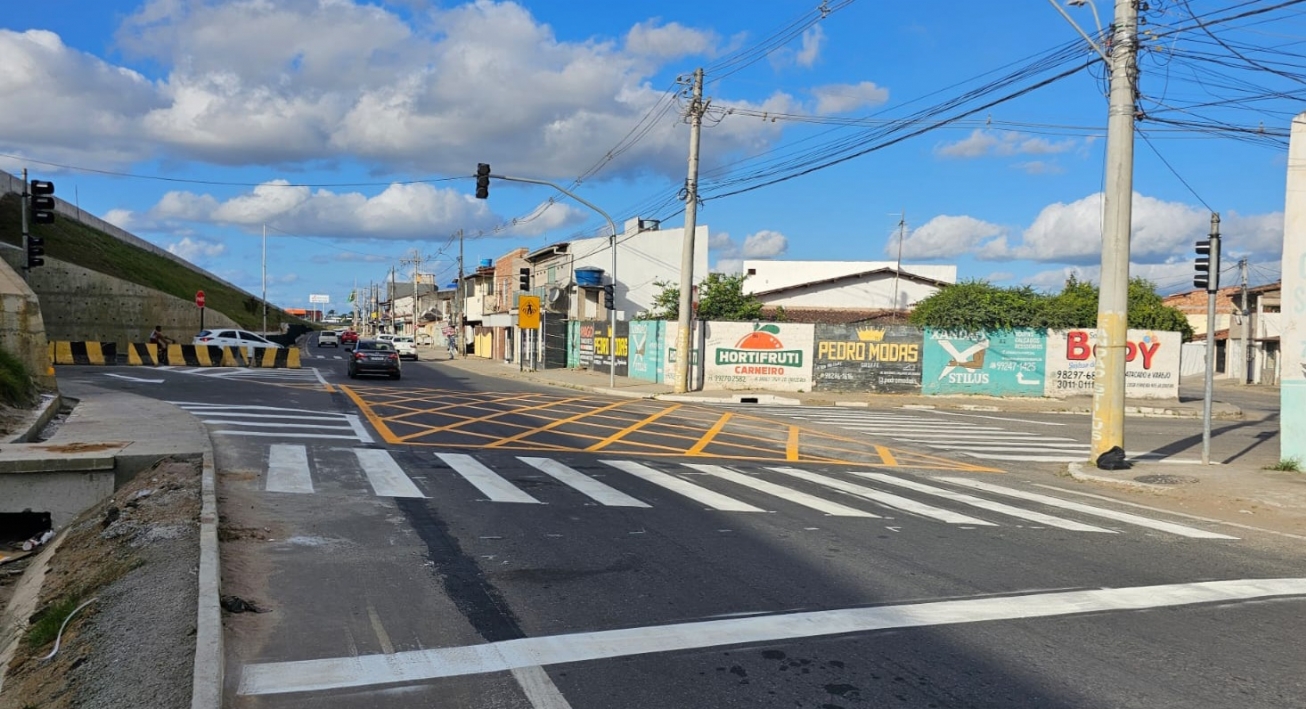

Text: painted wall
xmin=703 ymin=322 xmax=815 ymax=392
xmin=813 ymin=324 xmax=923 ymax=393
xmin=1044 ymin=329 xmax=1182 ymax=400
xmin=921 ymin=329 xmax=1047 ymax=397
xmin=628 ymin=320 xmax=665 ymax=383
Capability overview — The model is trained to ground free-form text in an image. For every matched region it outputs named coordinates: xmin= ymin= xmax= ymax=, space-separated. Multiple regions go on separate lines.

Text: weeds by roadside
xmin=1264 ymin=457 xmax=1302 ymax=473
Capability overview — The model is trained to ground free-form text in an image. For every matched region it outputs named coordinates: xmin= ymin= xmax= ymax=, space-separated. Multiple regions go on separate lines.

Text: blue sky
xmin=2 ymin=0 xmax=1300 ymax=313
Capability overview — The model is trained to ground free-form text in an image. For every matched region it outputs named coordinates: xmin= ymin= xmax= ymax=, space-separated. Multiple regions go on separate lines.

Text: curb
xmin=5 ymin=393 xmax=62 ymax=444
xmin=191 ymin=446 xmax=223 ymax=709
xmin=1066 ymin=461 xmax=1173 ymax=492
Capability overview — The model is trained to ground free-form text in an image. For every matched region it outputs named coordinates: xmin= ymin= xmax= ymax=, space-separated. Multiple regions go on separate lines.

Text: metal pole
xmin=675 ymin=68 xmax=705 ymax=394
xmin=19 ymin=168 xmax=29 ymax=282
xmin=262 ymin=224 xmax=268 ymax=333
xmin=1202 ymin=215 xmax=1220 ymax=465
xmin=1089 ymin=0 xmax=1139 ymax=463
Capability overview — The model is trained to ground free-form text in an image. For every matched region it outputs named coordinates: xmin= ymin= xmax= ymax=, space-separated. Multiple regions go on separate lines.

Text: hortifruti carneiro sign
xmin=704 ymin=322 xmax=815 ymax=391
xmin=1044 ymin=329 xmax=1180 ymax=399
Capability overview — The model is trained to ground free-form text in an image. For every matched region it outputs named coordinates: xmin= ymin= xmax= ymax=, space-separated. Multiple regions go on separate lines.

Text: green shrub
xmin=0 ymin=347 xmax=36 ymax=407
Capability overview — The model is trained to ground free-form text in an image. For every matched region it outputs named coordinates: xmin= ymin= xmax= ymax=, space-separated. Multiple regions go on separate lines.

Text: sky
xmin=2 ymin=0 xmax=1302 ymax=313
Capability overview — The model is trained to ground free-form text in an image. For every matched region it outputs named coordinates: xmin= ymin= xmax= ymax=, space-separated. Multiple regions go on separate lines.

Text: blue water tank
xmin=575 ymin=267 xmax=604 ymax=287
xmin=479 ymin=258 xmax=493 ymax=268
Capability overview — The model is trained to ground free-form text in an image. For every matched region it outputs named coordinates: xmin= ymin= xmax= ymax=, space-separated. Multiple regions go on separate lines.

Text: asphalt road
xmin=60 ymin=341 xmax=1306 ymax=708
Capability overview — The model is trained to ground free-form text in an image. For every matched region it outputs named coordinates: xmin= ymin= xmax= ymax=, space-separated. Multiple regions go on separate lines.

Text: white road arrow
xmin=104 ymin=373 xmax=165 ymax=384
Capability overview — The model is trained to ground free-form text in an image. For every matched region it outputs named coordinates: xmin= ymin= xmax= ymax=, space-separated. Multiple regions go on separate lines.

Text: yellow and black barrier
xmin=126 ymin=342 xmax=157 ymax=366
xmin=49 ymin=341 xmax=118 ymax=365
xmin=250 ymin=347 xmax=301 ymax=369
xmin=163 ymin=344 xmax=246 ymax=367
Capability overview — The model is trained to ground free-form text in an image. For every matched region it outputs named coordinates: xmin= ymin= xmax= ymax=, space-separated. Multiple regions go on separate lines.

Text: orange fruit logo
xmin=735 ymin=324 xmax=784 ymax=350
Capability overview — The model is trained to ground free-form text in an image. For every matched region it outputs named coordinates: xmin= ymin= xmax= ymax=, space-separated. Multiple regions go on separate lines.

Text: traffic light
xmin=25 ymin=234 xmax=44 ymax=269
xmin=518 ymin=267 xmax=530 ymax=291
xmin=475 ymin=163 xmax=490 ymax=199
xmin=1194 ymin=238 xmax=1220 ymax=292
xmin=29 ymin=180 xmax=55 ymax=224
xmin=603 ymin=283 xmax=615 ymax=310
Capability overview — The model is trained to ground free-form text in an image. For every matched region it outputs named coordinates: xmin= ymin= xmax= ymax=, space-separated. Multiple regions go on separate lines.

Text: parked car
xmin=347 ymin=339 xmax=401 ymax=380
xmin=318 ymin=330 xmax=339 ymax=347
xmin=340 ymin=330 xmax=359 ymax=347
xmin=375 ymin=333 xmax=397 ymax=343
xmin=193 ymin=329 xmax=283 ymax=349
xmin=391 ymin=335 xmax=417 ymax=360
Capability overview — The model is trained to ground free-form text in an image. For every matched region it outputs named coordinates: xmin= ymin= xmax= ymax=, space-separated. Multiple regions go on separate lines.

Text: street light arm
xmin=1049 ymin=0 xmax=1110 ymax=64
xmin=490 ymin=174 xmax=617 ymax=240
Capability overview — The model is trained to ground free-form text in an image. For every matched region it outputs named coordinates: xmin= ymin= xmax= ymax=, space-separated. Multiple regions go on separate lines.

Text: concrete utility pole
xmin=457 ymin=229 xmax=464 ymax=356
xmin=892 ymin=211 xmax=906 ymax=314
xmin=262 ymin=224 xmax=268 ymax=333
xmin=1239 ymin=257 xmax=1250 ymax=384
xmin=674 ymin=68 xmax=707 ymax=394
xmin=1089 ymin=0 xmax=1140 ymax=463
xmin=1202 ymin=214 xmax=1221 ymax=465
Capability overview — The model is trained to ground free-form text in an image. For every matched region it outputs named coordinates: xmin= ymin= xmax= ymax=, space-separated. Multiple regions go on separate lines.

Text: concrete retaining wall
xmin=0 ymin=251 xmax=56 ymax=389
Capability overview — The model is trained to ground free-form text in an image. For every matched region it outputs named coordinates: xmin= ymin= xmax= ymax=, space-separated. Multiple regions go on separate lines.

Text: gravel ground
xmin=0 ymin=459 xmax=200 ymax=709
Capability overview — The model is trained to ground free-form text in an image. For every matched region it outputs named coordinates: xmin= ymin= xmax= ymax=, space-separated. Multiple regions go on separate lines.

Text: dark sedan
xmin=347 ymin=339 xmax=401 ymax=380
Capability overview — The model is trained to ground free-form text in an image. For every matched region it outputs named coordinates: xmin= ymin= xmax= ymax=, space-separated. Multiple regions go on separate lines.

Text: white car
xmin=194 ymin=329 xmax=283 ymax=349
xmin=318 ymin=330 xmax=339 ymax=347
xmin=391 ymin=335 xmax=417 ymax=360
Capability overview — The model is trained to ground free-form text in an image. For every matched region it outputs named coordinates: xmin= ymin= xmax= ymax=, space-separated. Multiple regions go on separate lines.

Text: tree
xmin=639 ymin=280 xmax=680 ymax=321
xmin=907 ymin=280 xmax=1047 ymax=331
xmin=696 ymin=272 xmax=764 ymax=322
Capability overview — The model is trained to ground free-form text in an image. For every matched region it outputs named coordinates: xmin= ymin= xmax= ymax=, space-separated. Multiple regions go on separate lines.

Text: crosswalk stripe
xmin=437 ymin=453 xmax=541 ymax=504
xmin=934 ymin=477 xmax=1239 ymax=539
xmin=950 ymin=453 xmax=1092 ymax=462
xmin=518 ymin=457 xmax=651 ymax=508
xmin=683 ymin=464 xmax=880 ymax=518
xmin=199 ymin=420 xmax=355 ymax=430
xmin=189 ymin=412 xmax=350 ymax=421
xmin=266 ymin=444 xmax=313 ymax=494
xmin=882 ymin=433 xmax=1075 ymax=441
xmin=602 ymin=460 xmax=764 ymax=512
xmin=353 ymin=449 xmax=424 ymax=498
xmin=917 ymin=442 xmax=1088 ymax=450
xmin=854 ymin=473 xmax=1114 ymax=532
xmin=819 ymin=424 xmax=1012 ymax=433
xmin=767 ymin=467 xmax=995 ymax=525
xmin=214 ymin=431 xmax=363 ymax=440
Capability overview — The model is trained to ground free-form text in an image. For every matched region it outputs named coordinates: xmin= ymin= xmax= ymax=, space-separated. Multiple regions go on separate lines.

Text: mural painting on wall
xmin=1044 ymin=329 xmax=1180 ymax=399
xmin=662 ymin=322 xmax=700 ymax=384
xmin=577 ymin=322 xmax=596 ymax=368
xmin=813 ymin=324 xmax=923 ymax=393
xmin=704 ymin=322 xmax=815 ymax=391
xmin=590 ymin=321 xmax=629 ymax=377
xmin=628 ymin=321 xmax=664 ymax=383
xmin=922 ymin=328 xmax=1046 ymax=396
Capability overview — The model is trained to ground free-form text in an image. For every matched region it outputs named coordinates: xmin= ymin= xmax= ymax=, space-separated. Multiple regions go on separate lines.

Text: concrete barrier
xmin=165 ymin=344 xmax=248 ymax=367
xmin=49 ymin=341 xmax=118 ymax=365
xmin=251 ymin=347 xmax=300 ymax=368
xmin=126 ymin=342 xmax=157 ymax=366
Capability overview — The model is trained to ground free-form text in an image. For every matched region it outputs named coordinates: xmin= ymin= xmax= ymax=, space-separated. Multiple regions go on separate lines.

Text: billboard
xmin=922 ymin=328 xmax=1047 ymax=396
xmin=1045 ymin=329 xmax=1181 ymax=399
xmin=704 ymin=322 xmax=814 ymax=391
xmin=813 ymin=324 xmax=924 ymax=393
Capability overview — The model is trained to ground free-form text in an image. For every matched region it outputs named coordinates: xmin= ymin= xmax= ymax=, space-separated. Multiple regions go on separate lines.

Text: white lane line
xmin=1032 ymin=484 xmax=1306 ymax=541
xmin=187 ymin=411 xmax=350 ymax=421
xmin=602 ymin=460 xmax=763 ymax=513
xmin=518 ymin=458 xmax=650 ymax=508
xmin=311 ymin=367 xmax=330 ymax=387
xmin=854 ymin=473 xmax=1113 ymax=533
xmin=213 ymin=431 xmax=363 ymax=440
xmin=200 ymin=420 xmax=354 ymax=430
xmin=437 ymin=453 xmax=540 ymax=504
xmin=237 ymin=578 xmax=1306 ymax=696
xmin=683 ymin=464 xmax=879 ymax=518
xmin=169 ymin=402 xmax=340 ymax=414
xmin=936 ymin=477 xmax=1239 ymax=539
xmin=767 ymin=468 xmax=994 ymax=525
xmin=955 ymin=453 xmax=1092 ymax=462
xmin=266 ymin=444 xmax=313 ymax=494
xmin=917 ymin=410 xmax=1069 ymax=426
xmin=344 ymin=414 xmax=374 ymax=443
xmin=353 ymin=449 xmax=424 ymax=498
xmin=511 ymin=666 xmax=574 ymax=709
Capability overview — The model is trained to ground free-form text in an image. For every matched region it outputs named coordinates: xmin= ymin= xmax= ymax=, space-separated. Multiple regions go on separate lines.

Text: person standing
xmin=442 ymin=324 xmax=457 ymax=360
xmin=149 ymin=325 xmax=174 ymax=365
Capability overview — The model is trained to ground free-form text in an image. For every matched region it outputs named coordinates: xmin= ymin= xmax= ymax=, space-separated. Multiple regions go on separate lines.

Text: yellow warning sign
xmin=518 ymin=295 xmax=541 ymax=329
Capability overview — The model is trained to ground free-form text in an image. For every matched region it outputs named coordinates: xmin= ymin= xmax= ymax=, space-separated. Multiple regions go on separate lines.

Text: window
xmin=547 ymin=265 xmax=557 ymax=283
xmin=747 ymin=268 xmax=756 ymax=276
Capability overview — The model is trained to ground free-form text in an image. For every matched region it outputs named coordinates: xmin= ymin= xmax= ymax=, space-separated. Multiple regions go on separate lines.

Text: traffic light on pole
xmin=518 ymin=267 xmax=530 ymax=291
xmin=25 ymin=234 xmax=44 ymax=269
xmin=603 ymin=283 xmax=615 ymax=310
xmin=29 ymin=180 xmax=55 ymax=224
xmin=1194 ymin=238 xmax=1220 ymax=292
xmin=475 ymin=163 xmax=490 ymax=199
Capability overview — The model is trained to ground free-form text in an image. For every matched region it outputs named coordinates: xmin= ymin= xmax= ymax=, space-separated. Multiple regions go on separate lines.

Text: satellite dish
xmin=546 ymin=287 xmax=564 ymax=304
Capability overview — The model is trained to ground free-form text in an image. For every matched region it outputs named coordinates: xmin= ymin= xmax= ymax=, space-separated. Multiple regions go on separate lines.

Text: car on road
xmin=194 ymin=329 xmax=283 ymax=349
xmin=340 ymin=330 xmax=359 ymax=348
xmin=347 ymin=339 xmax=401 ymax=380
xmin=317 ymin=329 xmax=339 ymax=347
xmin=391 ymin=335 xmax=417 ymax=360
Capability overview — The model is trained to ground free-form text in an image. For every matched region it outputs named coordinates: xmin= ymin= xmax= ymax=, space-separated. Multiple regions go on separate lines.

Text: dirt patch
xmin=35 ymin=442 xmax=128 ymax=454
xmin=0 ymin=458 xmax=201 ymax=709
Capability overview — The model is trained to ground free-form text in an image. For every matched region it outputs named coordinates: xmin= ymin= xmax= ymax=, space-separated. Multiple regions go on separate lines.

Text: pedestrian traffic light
xmin=25 ymin=234 xmax=45 ymax=269
xmin=518 ymin=267 xmax=530 ymax=291
xmin=29 ymin=180 xmax=55 ymax=224
xmin=1194 ymin=238 xmax=1220 ymax=292
xmin=603 ymin=283 xmax=615 ymax=310
xmin=475 ymin=163 xmax=490 ymax=199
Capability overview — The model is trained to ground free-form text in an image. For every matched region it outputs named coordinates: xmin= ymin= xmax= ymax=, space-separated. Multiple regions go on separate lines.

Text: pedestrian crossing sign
xmin=518 ymin=295 xmax=541 ymax=329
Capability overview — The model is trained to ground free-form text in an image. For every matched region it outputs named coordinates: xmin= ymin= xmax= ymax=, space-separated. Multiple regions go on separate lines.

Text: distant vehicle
xmin=318 ymin=330 xmax=339 ymax=348
xmin=392 ymin=335 xmax=417 ymax=360
xmin=348 ymin=339 xmax=401 ymax=380
xmin=340 ymin=330 xmax=359 ymax=347
xmin=194 ymin=329 xmax=283 ymax=349
xmin=416 ymin=332 xmax=434 ymax=346
xmin=375 ymin=333 xmax=397 ymax=343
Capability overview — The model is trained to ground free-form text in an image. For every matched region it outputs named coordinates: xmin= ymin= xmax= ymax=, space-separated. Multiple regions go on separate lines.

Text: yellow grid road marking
xmin=687 ymin=412 xmax=733 ymax=456
xmin=340 ymin=385 xmax=402 ymax=443
xmin=787 ymin=426 xmax=800 ymax=461
xmin=876 ymin=445 xmax=898 ymax=467
xmin=484 ymin=399 xmax=637 ymax=449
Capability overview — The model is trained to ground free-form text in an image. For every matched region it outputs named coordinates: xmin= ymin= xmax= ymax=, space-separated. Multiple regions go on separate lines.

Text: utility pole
xmin=456 ymin=229 xmax=464 ymax=357
xmin=389 ymin=265 xmax=396 ymax=334
xmin=674 ymin=68 xmax=707 ymax=394
xmin=262 ymin=224 xmax=268 ymax=333
xmin=1201 ymin=214 xmax=1221 ymax=465
xmin=19 ymin=169 xmax=29 ymax=283
xmin=1089 ymin=0 xmax=1140 ymax=464
xmin=892 ymin=211 xmax=906 ymax=315
xmin=1239 ymin=257 xmax=1250 ymax=384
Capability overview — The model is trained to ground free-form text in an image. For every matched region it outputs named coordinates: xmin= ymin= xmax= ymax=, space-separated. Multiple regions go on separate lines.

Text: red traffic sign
xmin=195 ymin=290 xmax=206 ymax=308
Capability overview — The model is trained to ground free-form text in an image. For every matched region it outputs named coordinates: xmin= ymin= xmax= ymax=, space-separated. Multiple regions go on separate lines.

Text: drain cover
xmin=1133 ymin=474 xmax=1199 ymax=485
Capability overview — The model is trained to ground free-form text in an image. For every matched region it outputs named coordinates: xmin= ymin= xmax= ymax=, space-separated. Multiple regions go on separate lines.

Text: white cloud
xmin=811 ymin=81 xmax=889 ymax=114
xmin=715 ymin=259 xmax=743 ymax=275
xmin=795 ymin=25 xmax=824 ymax=68
xmin=741 ymin=230 xmax=788 ymax=258
xmin=935 ymin=129 xmax=1078 ymax=159
xmin=711 ymin=229 xmax=788 ymax=271
xmin=895 ymin=215 xmax=1006 ymax=260
xmin=625 ymin=20 xmax=717 ymax=59
xmin=167 ymin=236 xmax=226 ymax=262
xmin=1015 ymin=160 xmax=1063 ymax=175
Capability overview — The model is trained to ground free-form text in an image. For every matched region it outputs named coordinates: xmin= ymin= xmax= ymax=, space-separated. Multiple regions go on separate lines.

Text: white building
xmin=742 ymin=260 xmax=957 ymax=312
xmin=526 ymin=218 xmax=709 ymax=321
